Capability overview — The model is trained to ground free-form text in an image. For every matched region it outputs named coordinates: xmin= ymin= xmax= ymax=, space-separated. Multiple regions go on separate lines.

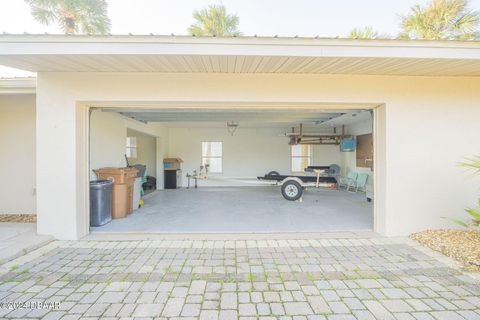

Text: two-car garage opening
xmin=89 ymin=106 xmax=375 ymax=233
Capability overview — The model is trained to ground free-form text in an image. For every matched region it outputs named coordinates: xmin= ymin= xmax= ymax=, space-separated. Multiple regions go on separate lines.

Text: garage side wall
xmin=126 ymin=129 xmax=157 ymax=178
xmin=89 ymin=110 xmax=127 ymax=179
xmin=0 ymin=94 xmax=36 ymax=215
xmin=89 ymin=110 xmax=166 ymax=181
xmin=36 ymin=72 xmax=480 ymax=239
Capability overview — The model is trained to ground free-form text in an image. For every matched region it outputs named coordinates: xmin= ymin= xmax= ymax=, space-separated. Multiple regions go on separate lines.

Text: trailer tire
xmin=267 ymin=171 xmax=280 ymax=176
xmin=281 ymin=180 xmax=303 ymax=201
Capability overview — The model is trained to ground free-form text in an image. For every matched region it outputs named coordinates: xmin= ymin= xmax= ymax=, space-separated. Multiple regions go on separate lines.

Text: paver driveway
xmin=0 ymin=237 xmax=479 ymax=319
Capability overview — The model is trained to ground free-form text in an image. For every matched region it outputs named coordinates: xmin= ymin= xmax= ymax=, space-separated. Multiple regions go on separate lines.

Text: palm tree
xmin=188 ymin=4 xmax=241 ymax=37
xmin=400 ymin=0 xmax=479 ymax=40
xmin=349 ymin=27 xmax=381 ymax=39
xmin=25 ymin=0 xmax=111 ymax=35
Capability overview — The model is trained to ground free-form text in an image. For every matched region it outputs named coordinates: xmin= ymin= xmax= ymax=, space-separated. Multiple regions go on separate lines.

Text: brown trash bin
xmin=111 ymin=184 xmax=130 ymax=219
xmin=94 ymin=167 xmax=138 ymax=219
xmin=94 ymin=167 xmax=138 ymax=184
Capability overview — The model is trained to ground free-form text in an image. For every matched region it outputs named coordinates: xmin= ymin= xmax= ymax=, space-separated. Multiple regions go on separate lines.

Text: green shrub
xmin=447 ymin=155 xmax=480 ymax=228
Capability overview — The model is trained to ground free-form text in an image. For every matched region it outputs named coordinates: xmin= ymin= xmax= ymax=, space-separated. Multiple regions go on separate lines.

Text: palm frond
xmin=349 ymin=27 xmax=381 ymax=39
xmin=24 ymin=0 xmax=58 ymax=26
xmin=188 ymin=5 xmax=241 ymax=37
xmin=443 ymin=216 xmax=470 ymax=227
xmin=77 ymin=0 xmax=110 ymax=34
xmin=31 ymin=6 xmax=56 ymax=25
xmin=459 ymin=155 xmax=480 ymax=174
xmin=400 ymin=0 xmax=480 ymax=40
xmin=465 ymin=207 xmax=480 ymax=222
xmin=25 ymin=0 xmax=110 ymax=34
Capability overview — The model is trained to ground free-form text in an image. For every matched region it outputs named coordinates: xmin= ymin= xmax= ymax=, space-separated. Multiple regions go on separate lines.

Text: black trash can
xmin=90 ymin=180 xmax=113 ymax=227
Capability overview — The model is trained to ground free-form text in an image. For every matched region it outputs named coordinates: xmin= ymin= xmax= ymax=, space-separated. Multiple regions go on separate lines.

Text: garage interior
xmin=89 ymin=107 xmax=374 ymax=233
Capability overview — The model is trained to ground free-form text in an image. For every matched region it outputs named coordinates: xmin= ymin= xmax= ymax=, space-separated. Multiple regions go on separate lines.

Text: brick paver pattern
xmin=0 ymin=238 xmax=479 ymax=319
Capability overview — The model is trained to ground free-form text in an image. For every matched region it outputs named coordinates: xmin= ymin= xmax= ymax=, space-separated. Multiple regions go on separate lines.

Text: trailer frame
xmin=257 ymin=166 xmax=338 ymax=201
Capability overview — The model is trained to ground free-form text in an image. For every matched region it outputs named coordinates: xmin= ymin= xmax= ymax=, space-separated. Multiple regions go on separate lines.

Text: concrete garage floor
xmin=91 ymin=186 xmax=373 ymax=233
xmin=92 ymin=186 xmax=373 ymax=233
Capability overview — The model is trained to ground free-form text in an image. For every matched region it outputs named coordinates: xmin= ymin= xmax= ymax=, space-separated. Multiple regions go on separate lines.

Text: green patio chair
xmin=339 ymin=171 xmax=358 ymax=190
xmin=353 ymin=173 xmax=369 ymax=193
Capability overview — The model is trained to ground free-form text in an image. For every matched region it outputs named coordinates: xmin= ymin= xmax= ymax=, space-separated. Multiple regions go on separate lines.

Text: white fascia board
xmin=0 ymin=35 xmax=479 ymax=60
xmin=0 ymin=77 xmax=36 ymax=94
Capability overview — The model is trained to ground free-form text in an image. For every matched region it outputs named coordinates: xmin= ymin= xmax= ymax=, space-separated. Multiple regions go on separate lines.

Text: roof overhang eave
xmin=1 ymin=35 xmax=480 ymax=75
xmin=0 ymin=77 xmax=36 ymax=94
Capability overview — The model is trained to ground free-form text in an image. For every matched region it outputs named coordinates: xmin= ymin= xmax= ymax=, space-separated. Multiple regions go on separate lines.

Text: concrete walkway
xmin=0 ymin=236 xmax=479 ymax=319
xmin=0 ymin=223 xmax=53 ymax=265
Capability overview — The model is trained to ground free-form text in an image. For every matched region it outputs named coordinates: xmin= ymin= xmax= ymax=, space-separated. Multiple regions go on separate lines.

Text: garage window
xmin=126 ymin=137 xmax=137 ymax=158
xmin=291 ymin=145 xmax=311 ymax=172
xmin=202 ymin=142 xmax=222 ymax=173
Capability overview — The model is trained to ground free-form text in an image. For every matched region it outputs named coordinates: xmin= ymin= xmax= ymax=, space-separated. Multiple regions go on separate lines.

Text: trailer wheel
xmin=267 ymin=171 xmax=280 ymax=176
xmin=281 ymin=180 xmax=303 ymax=201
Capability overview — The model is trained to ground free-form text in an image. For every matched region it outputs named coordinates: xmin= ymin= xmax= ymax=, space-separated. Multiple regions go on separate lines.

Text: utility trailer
xmin=257 ymin=166 xmax=338 ymax=201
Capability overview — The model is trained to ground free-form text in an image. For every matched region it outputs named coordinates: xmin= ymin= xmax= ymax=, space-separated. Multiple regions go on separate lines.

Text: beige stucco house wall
xmin=0 ymin=94 xmax=36 ymax=214
xmin=33 ymin=72 xmax=480 ymax=239
xmin=1 ymin=36 xmax=479 ymax=240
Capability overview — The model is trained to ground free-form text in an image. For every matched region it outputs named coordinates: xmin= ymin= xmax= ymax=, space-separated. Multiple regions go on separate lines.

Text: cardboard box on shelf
xmin=163 ymin=158 xmax=183 ymax=171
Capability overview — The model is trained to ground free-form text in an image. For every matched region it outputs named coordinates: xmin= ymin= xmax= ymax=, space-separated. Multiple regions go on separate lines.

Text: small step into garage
xmin=89 ymin=106 xmax=374 ymax=233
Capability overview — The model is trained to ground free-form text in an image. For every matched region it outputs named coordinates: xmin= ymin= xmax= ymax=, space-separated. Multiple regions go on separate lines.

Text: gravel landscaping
xmin=0 ymin=214 xmax=36 ymax=223
xmin=410 ymin=229 xmax=480 ymax=272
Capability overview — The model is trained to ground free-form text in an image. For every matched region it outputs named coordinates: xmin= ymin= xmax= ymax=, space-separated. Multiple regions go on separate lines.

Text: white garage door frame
xmin=79 ymin=101 xmax=386 ymax=237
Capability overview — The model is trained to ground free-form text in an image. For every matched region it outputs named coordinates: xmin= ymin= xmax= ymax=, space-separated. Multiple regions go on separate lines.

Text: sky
xmin=1 ymin=0 xmax=480 ymax=77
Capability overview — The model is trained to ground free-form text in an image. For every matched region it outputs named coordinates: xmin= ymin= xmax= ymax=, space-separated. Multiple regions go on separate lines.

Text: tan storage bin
xmin=94 ymin=167 xmax=138 ymax=219
xmin=94 ymin=167 xmax=138 ymax=184
xmin=126 ymin=184 xmax=134 ymax=215
xmin=111 ymin=184 xmax=130 ymax=219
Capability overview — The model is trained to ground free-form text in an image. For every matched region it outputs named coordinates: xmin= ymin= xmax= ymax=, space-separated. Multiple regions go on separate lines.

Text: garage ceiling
xmin=101 ymin=108 xmax=370 ymax=128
